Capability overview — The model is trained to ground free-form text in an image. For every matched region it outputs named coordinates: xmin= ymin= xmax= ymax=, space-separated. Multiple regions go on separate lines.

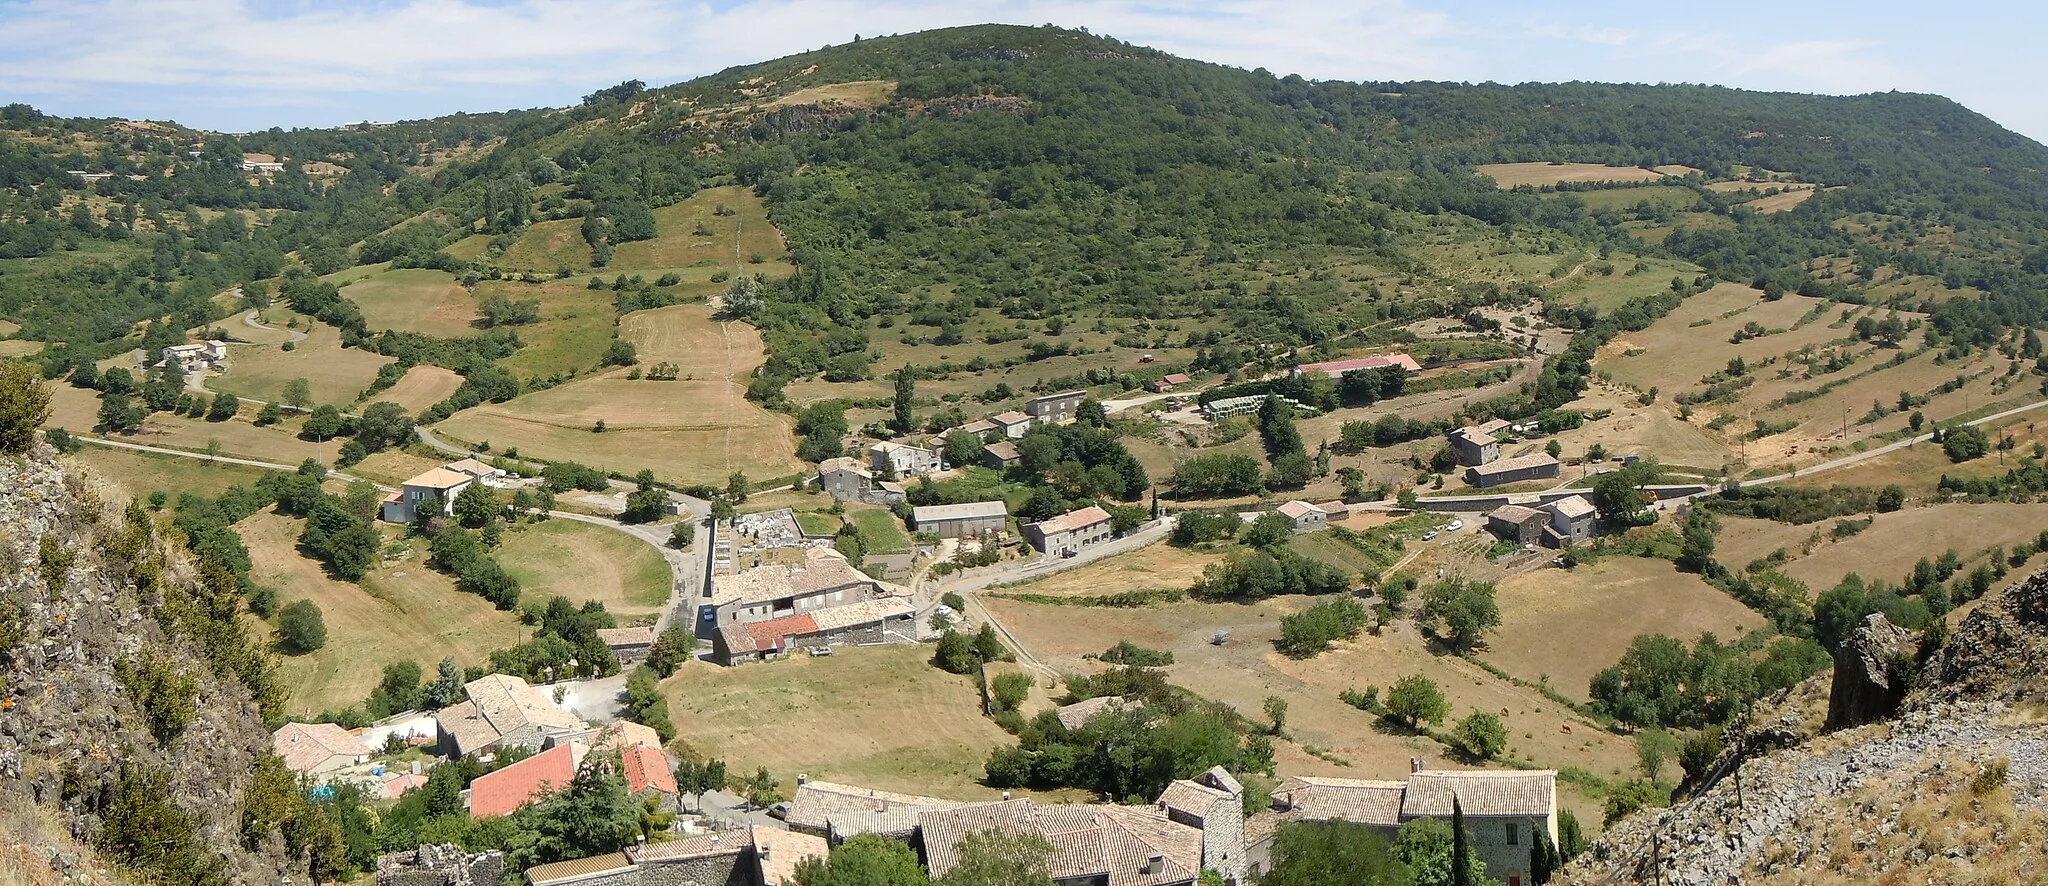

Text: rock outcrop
xmin=0 ymin=446 xmax=304 ymax=885
xmin=1824 ymin=612 xmax=1913 ymax=730
xmin=1560 ymin=568 xmax=2048 ymax=885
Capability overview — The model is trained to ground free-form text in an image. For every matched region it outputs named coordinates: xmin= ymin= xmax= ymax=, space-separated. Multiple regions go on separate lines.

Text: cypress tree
xmin=1452 ymin=795 xmax=1472 ymax=886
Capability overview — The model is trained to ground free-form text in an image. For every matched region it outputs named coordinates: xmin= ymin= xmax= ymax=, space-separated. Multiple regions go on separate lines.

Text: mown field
xmin=1485 ymin=558 xmax=1766 ymax=702
xmin=67 ymin=445 xmax=276 ymax=503
xmin=609 ymin=185 xmax=792 ymax=281
xmin=365 ymin=365 xmax=463 ymax=412
xmin=661 ymin=645 xmax=1037 ymax=800
xmin=241 ymin=511 xmax=524 ymax=714
xmin=497 ymin=519 xmax=672 ymax=615
xmin=342 ymin=268 xmax=480 ymax=337
xmin=1477 ymin=162 xmax=1672 ymax=188
xmin=44 ymin=383 xmax=330 ymax=466
xmin=439 ymin=304 xmax=805 ymax=485
xmin=478 ymin=280 xmax=618 ymax=379
xmin=208 ymin=323 xmax=392 ymax=407
xmin=1713 ymin=503 xmax=2048 ymax=594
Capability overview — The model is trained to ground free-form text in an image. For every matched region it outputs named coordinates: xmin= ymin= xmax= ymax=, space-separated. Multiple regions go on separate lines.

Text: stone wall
xmin=637 ymin=854 xmax=752 ymax=886
xmin=376 ymin=844 xmax=505 ymax=886
xmin=1464 ymin=815 xmax=1548 ymax=885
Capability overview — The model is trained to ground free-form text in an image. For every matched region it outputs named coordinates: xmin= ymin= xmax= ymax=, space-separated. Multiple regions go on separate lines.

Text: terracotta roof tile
xmin=468 ymin=742 xmax=586 ymax=818
xmin=524 ymin=851 xmax=635 ymax=885
xmin=621 ymin=744 xmax=677 ymax=797
xmin=271 ymin=722 xmax=369 ymax=773
xmin=1400 ymin=770 xmax=1556 ymax=818
xmin=786 ymin=780 xmax=958 ymax=832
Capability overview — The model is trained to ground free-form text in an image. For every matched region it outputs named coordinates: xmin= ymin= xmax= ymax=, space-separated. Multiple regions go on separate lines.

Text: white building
xmin=868 ymin=440 xmax=941 ymax=477
xmin=380 ymin=466 xmax=474 ymax=523
xmin=160 ymin=341 xmax=228 ymax=372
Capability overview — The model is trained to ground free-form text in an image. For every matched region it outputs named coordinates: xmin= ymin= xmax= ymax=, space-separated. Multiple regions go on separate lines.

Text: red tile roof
xmin=468 ymin=742 xmax=584 ymax=818
xmin=622 ymin=744 xmax=677 ymax=797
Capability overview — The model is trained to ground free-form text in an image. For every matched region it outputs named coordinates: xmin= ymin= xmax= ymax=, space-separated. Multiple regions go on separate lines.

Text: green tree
xmin=892 ymin=366 xmax=917 ymax=434
xmin=425 ymin=656 xmax=465 ymax=708
xmin=1450 ymin=798 xmax=1473 ymax=886
xmin=1264 ymin=695 xmax=1289 ymax=735
xmin=282 ymin=377 xmax=313 ymax=409
xmin=205 ymin=391 xmax=239 ymax=421
xmin=1454 ymin=711 xmax=1507 ymax=762
xmin=255 ymin=401 xmax=282 ymax=425
xmin=301 ymin=404 xmax=345 ymax=440
xmin=1675 ymin=505 xmax=1718 ymax=573
xmin=1241 ymin=511 xmax=1295 ymax=549
xmin=646 ymin=626 xmax=695 ymax=678
xmin=0 ymin=362 xmax=52 ymax=454
xmin=937 ymin=830 xmax=1055 ymax=886
xmin=1876 ymin=484 xmax=1905 ymax=512
xmin=1943 ymin=424 xmax=1988 ymax=462
xmin=1264 ymin=821 xmax=1412 ymax=886
xmin=1635 ymin=728 xmax=1678 ymax=781
xmin=1386 ymin=675 xmax=1448 ymax=730
xmin=602 ymin=339 xmax=639 ymax=367
xmin=991 ymin=672 xmax=1032 ymax=712
xmin=355 ymin=400 xmax=415 ymax=450
xmin=278 ymin=600 xmax=327 ymax=653
xmin=793 ymin=833 xmax=931 ymax=886
xmin=453 ymin=482 xmax=500 ymax=528
xmin=1418 ymin=579 xmax=1500 ymax=650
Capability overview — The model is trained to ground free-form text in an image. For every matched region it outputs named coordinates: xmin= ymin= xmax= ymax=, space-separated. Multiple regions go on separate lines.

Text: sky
xmin=1 ymin=0 xmax=2042 ymax=141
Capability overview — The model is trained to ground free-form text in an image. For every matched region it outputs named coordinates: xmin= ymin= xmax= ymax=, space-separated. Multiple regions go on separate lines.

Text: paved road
xmin=697 ymin=788 xmax=785 ymax=829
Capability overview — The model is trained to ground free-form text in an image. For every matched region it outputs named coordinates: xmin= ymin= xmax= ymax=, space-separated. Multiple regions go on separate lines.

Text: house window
xmin=1505 ymin=822 xmax=1519 ymax=845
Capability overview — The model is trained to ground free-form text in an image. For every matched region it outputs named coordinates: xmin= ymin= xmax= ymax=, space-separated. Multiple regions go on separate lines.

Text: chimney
xmin=759 ymin=844 xmax=771 ymax=862
xmin=411 ymin=760 xmax=422 ymax=776
xmin=1144 ymin=854 xmax=1164 ymax=874
xmin=1411 ymin=756 xmax=1426 ymax=773
xmin=798 ymin=773 xmax=808 ymax=785
xmin=1002 ymin=791 xmax=1011 ymax=801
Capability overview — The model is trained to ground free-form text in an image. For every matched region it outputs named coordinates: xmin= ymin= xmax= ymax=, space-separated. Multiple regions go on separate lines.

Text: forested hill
xmin=6 ymin=23 xmax=2048 ymax=387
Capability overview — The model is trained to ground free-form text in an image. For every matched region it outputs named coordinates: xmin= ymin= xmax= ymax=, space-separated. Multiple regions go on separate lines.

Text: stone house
xmin=381 ymin=467 xmax=474 ymax=524
xmin=1024 ymin=390 xmax=1087 ymax=425
xmin=433 ymin=674 xmax=587 ymax=758
xmin=711 ymin=597 xmax=918 ymax=665
xmin=1275 ymin=500 xmax=1328 ymax=533
xmin=376 ymin=844 xmax=504 ymax=886
xmin=1486 ymin=504 xmax=1548 ymax=546
xmin=1465 ymin=453 xmax=1560 ymax=489
xmin=910 ymin=500 xmax=1008 ymax=538
xmin=596 ymin=626 xmax=655 ymax=665
xmin=620 ymin=743 xmax=680 ymax=812
xmin=981 ymin=440 xmax=1021 ymax=469
xmin=1542 ymin=495 xmax=1596 ymax=546
xmin=1243 ymin=763 xmax=1558 ymax=886
xmin=469 ymin=740 xmax=587 ymax=817
xmin=443 ymin=457 xmax=507 ymax=484
xmin=272 ymin=722 xmax=372 ymax=777
xmin=701 ymin=548 xmax=900 ymax=628
xmin=521 ymin=827 xmax=827 ymax=886
xmin=1449 ymin=419 xmax=1512 ymax=467
xmin=868 ymin=440 xmax=940 ymax=477
xmin=815 ymin=457 xmax=904 ymax=506
xmin=1023 ymin=505 xmax=1114 ymax=556
xmin=990 ymin=411 xmax=1035 ymax=439
xmin=159 ymin=341 xmax=228 ymax=372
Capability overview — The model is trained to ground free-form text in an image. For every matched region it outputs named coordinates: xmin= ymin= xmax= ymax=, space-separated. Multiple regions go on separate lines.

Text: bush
xmin=1454 ymin=711 xmax=1508 ymax=761
xmin=1093 ymin=640 xmax=1174 ymax=667
xmin=1385 ymin=674 xmax=1447 ymax=730
xmin=247 ymin=585 xmax=278 ymax=617
xmin=0 ymin=362 xmax=52 ymax=454
xmin=1277 ymin=597 xmax=1369 ymax=656
xmin=277 ymin=600 xmax=328 ymax=653
xmin=991 ymin=672 xmax=1033 ymax=712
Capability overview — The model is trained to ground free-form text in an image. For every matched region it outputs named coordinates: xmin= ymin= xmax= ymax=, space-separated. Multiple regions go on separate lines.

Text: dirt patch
xmin=765 ymin=80 xmax=895 ymax=110
xmin=1477 ymin=162 xmax=1669 ymax=189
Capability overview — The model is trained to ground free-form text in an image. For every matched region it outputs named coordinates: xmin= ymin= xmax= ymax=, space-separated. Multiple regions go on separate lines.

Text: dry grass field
xmin=995 ymin=541 xmax=1225 ymax=599
xmin=43 ymin=383 xmax=330 ymax=466
xmin=1717 ymin=504 xmax=2048 ymax=593
xmin=67 ymin=445 xmax=275 ymax=503
xmin=1487 ymin=558 xmax=1766 ymax=701
xmin=496 ymin=218 xmax=592 ymax=271
xmin=765 ymin=80 xmax=895 ymax=109
xmin=983 ymin=594 xmax=1641 ymax=817
xmin=661 ymin=645 xmax=1035 ymax=800
xmin=610 ymin=186 xmax=792 ymax=279
xmin=0 ymin=339 xmax=43 ymax=357
xmin=1477 ymin=162 xmax=1669 ymax=188
xmin=208 ymin=324 xmax=392 ymax=407
xmin=1750 ymin=189 xmax=1818 ymax=213
xmin=1599 ymin=286 xmax=1848 ymax=395
xmin=342 ymin=268 xmax=480 ymax=337
xmin=240 ymin=511 xmax=524 ymax=714
xmin=497 ymin=519 xmax=671 ymax=615
xmin=441 ymin=305 xmax=804 ymax=485
xmin=365 ymin=365 xmax=463 ymax=412
xmin=344 ymin=448 xmax=449 ymax=488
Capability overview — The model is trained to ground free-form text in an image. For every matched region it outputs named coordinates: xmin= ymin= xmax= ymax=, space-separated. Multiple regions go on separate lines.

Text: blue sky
xmin=2 ymin=0 xmax=2042 ymax=141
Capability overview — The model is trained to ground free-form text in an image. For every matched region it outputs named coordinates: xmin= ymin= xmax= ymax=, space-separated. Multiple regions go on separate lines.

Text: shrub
xmin=1277 ymin=597 xmax=1369 ymax=656
xmin=1454 ymin=711 xmax=1507 ymax=761
xmin=0 ymin=362 xmax=52 ymax=454
xmin=1093 ymin=640 xmax=1174 ymax=667
xmin=1385 ymin=675 xmax=1447 ymax=730
xmin=991 ymin=672 xmax=1033 ymax=712
xmin=277 ymin=600 xmax=328 ymax=653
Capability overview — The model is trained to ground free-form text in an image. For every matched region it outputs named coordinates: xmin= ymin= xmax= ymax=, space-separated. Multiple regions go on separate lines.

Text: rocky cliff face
xmin=0 ymin=447 xmax=302 ymax=885
xmin=1561 ymin=570 xmax=2048 ymax=885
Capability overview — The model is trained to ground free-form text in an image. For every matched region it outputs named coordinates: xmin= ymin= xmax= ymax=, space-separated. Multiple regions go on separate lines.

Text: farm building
xmin=911 ymin=500 xmax=1009 ymax=538
xmin=1275 ymin=500 xmax=1329 ymax=533
xmin=443 ymin=457 xmax=508 ymax=484
xmin=159 ymin=341 xmax=228 ymax=372
xmin=868 ymin=440 xmax=941 ymax=477
xmin=1024 ymin=505 xmax=1114 ymax=556
xmin=990 ymin=411 xmax=1035 ymax=439
xmin=981 ymin=440 xmax=1021 ymax=469
xmin=1314 ymin=501 xmax=1350 ymax=522
xmin=1464 ymin=452 xmax=1560 ymax=489
xmin=596 ymin=626 xmax=655 ymax=664
xmin=1151 ymin=372 xmax=1192 ymax=392
xmin=1292 ymin=353 xmax=1421 ymax=378
xmin=272 ymin=722 xmax=372 ymax=777
xmin=1486 ymin=504 xmax=1549 ymax=546
xmin=1543 ymin=495 xmax=1597 ymax=545
xmin=433 ymin=674 xmax=588 ymax=758
xmin=381 ymin=466 xmax=474 ymax=523
xmin=956 ymin=418 xmax=999 ymax=439
xmin=1450 ymin=419 xmax=1512 ymax=466
xmin=521 ymin=827 xmax=828 ymax=886
xmin=1244 ymin=764 xmax=1558 ymax=885
xmin=1025 ymin=390 xmax=1088 ymax=424
xmin=816 ymin=457 xmax=906 ymax=506
xmin=704 ymin=547 xmax=909 ymax=628
xmin=710 ymin=597 xmax=919 ymax=665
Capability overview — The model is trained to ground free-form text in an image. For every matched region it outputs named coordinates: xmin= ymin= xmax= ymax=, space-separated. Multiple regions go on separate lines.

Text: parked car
xmin=1445 ymin=520 xmax=1464 ymax=532
xmin=1422 ymin=530 xmax=1438 ymax=541
xmin=769 ymin=802 xmax=791 ymax=820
